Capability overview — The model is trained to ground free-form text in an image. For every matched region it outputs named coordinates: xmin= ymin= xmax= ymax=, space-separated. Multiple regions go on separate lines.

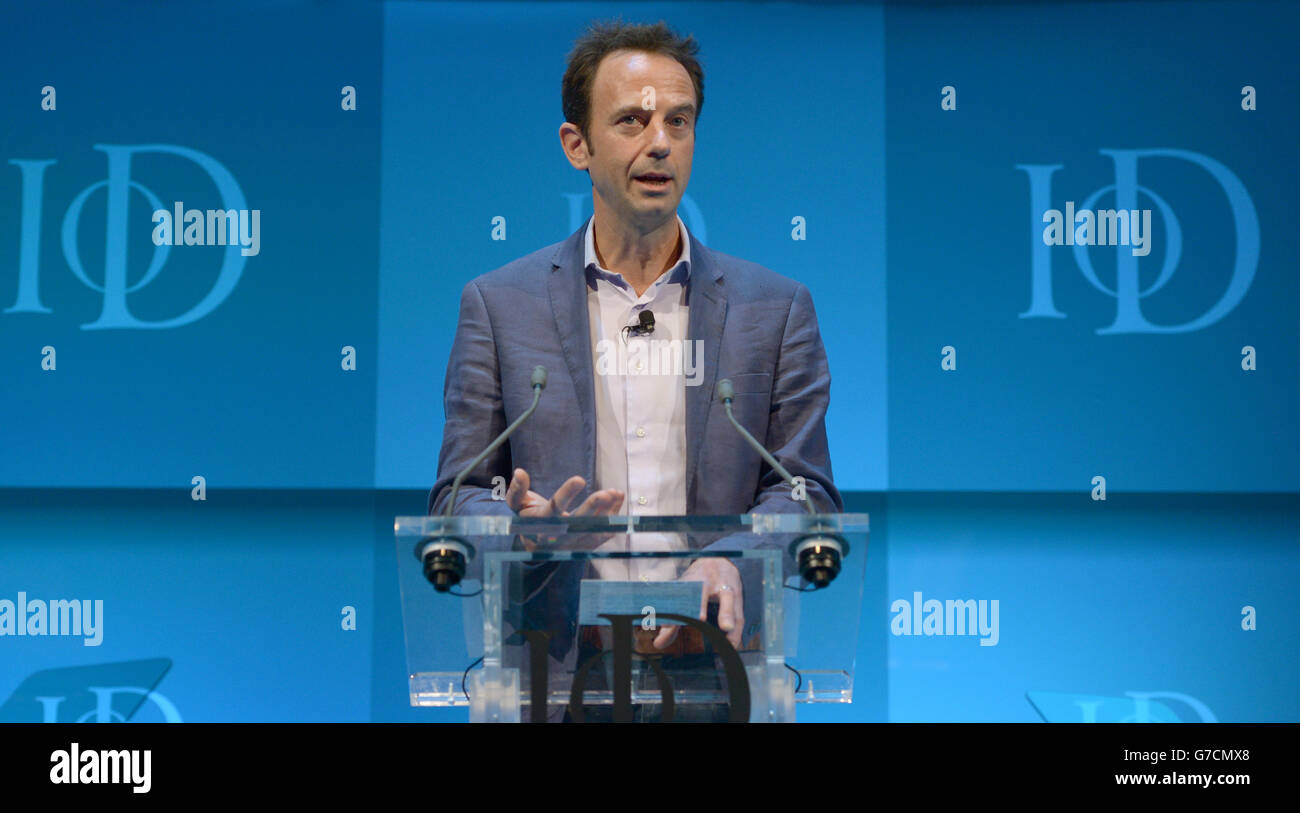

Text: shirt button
xmin=637 ymin=496 xmax=648 ymax=506
xmin=635 ymin=427 xmax=646 ymax=438
xmin=634 ymin=361 xmax=644 ymax=371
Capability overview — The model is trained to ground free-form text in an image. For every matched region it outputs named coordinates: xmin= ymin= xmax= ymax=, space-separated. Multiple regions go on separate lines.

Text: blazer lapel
xmin=548 ymin=223 xmax=597 ymax=487
xmin=684 ymin=234 xmax=727 ymax=513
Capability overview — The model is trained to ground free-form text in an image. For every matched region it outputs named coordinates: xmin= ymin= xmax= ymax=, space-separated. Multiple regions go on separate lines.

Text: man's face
xmin=567 ymin=49 xmax=696 ymax=231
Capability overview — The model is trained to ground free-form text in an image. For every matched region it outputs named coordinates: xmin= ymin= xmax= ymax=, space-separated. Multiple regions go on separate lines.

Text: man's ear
xmin=559 ymin=121 xmax=590 ymax=170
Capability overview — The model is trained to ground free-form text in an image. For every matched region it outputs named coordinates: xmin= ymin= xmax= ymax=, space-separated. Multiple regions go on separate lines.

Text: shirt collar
xmin=584 ymin=214 xmax=692 ymax=292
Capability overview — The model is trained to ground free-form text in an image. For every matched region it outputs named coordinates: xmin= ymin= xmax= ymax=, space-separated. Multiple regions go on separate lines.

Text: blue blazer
xmin=428 ymin=219 xmax=842 ymax=519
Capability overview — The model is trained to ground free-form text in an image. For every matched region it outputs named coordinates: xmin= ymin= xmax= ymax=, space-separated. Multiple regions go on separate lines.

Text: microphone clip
xmin=620 ymin=309 xmax=656 ymax=342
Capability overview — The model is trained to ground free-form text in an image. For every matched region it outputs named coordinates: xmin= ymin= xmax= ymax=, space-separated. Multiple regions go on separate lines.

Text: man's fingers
xmin=653 ymin=623 xmax=679 ymax=650
xmin=686 ymin=562 xmax=745 ymax=648
xmin=549 ymin=476 xmax=586 ymax=515
xmin=504 ymin=468 xmax=529 ymax=511
xmin=717 ymin=585 xmax=743 ymax=648
xmin=716 ymin=584 xmax=737 ymax=633
xmin=731 ymin=598 xmax=745 ymax=648
xmin=572 ymin=488 xmax=624 ymax=516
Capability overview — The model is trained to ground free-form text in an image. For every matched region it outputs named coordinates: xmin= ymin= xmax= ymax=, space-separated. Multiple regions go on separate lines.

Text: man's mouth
xmin=634 ymin=173 xmax=672 ymax=188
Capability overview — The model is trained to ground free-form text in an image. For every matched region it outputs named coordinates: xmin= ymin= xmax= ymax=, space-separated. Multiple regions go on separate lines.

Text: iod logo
xmin=0 ymin=658 xmax=181 ymax=723
xmin=6 ymin=144 xmax=253 ymax=329
xmin=1016 ymin=149 xmax=1259 ymax=334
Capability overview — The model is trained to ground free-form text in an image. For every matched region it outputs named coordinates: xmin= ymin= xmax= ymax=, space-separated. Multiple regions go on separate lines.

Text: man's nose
xmin=647 ymin=119 xmax=671 ymax=157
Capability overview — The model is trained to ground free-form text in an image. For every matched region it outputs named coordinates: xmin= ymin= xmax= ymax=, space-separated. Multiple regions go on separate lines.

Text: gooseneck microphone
xmin=716 ymin=378 xmax=812 ymax=517
xmin=715 ymin=378 xmax=849 ymax=589
xmin=445 ymin=364 xmax=547 ymax=516
xmin=421 ymin=365 xmax=548 ymax=592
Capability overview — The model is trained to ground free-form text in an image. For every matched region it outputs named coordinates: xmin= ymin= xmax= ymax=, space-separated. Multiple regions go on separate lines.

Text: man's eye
xmin=621 ymin=115 xmax=641 ymax=125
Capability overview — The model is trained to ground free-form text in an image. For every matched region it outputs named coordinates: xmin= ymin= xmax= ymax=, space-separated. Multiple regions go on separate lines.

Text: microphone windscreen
xmin=531 ymin=365 xmax=548 ymax=388
xmin=716 ymin=378 xmax=734 ymax=402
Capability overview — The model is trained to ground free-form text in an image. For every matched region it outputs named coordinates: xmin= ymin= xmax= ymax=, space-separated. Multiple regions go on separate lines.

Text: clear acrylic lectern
xmin=394 ymin=513 xmax=867 ymax=722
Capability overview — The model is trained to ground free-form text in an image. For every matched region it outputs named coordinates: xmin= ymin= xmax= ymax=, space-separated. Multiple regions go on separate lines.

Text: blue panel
xmin=0 ymin=489 xmax=375 ymax=722
xmin=578 ymin=579 xmax=703 ymax=625
xmin=0 ymin=1 xmax=381 ymax=488
xmin=885 ymin=0 xmax=1299 ymax=492
xmin=885 ymin=492 xmax=1300 ymax=723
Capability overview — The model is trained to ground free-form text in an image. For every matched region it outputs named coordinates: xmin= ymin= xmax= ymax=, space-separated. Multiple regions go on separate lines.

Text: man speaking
xmin=429 ymin=20 xmax=841 ymax=707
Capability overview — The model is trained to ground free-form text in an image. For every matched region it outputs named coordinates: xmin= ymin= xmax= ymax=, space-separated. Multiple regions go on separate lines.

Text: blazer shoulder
xmin=703 ymin=245 xmax=809 ymax=302
xmin=467 ymin=236 xmax=572 ymax=293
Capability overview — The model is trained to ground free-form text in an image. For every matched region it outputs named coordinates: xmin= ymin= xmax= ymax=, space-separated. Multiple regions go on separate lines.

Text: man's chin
xmin=627 ymin=199 xmax=680 ymax=224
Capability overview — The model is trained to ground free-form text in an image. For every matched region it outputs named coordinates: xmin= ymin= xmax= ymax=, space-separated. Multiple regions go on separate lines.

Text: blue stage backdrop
xmin=885 ymin=0 xmax=1298 ymax=493
xmin=0 ymin=0 xmax=1295 ymax=724
xmin=0 ymin=1 xmax=382 ymax=489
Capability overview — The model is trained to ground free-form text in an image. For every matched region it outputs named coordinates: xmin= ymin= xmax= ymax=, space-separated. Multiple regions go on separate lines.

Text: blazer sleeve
xmin=749 ymin=281 xmax=843 ymax=516
xmin=698 ymin=282 xmax=843 ymax=644
xmin=701 ymin=282 xmax=842 ymax=556
xmin=427 ymin=280 xmax=516 ymax=517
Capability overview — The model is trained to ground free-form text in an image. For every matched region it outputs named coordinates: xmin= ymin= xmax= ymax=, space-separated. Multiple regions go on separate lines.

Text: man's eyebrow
xmin=609 ymin=102 xmax=697 ymax=119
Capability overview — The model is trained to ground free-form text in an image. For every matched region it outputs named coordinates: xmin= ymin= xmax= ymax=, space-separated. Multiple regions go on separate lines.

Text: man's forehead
xmin=593 ymin=50 xmax=695 ymax=105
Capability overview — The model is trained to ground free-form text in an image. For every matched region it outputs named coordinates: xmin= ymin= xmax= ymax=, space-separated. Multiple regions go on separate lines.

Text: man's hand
xmin=504 ymin=468 xmax=624 ymax=517
xmin=652 ymin=557 xmax=744 ymax=650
